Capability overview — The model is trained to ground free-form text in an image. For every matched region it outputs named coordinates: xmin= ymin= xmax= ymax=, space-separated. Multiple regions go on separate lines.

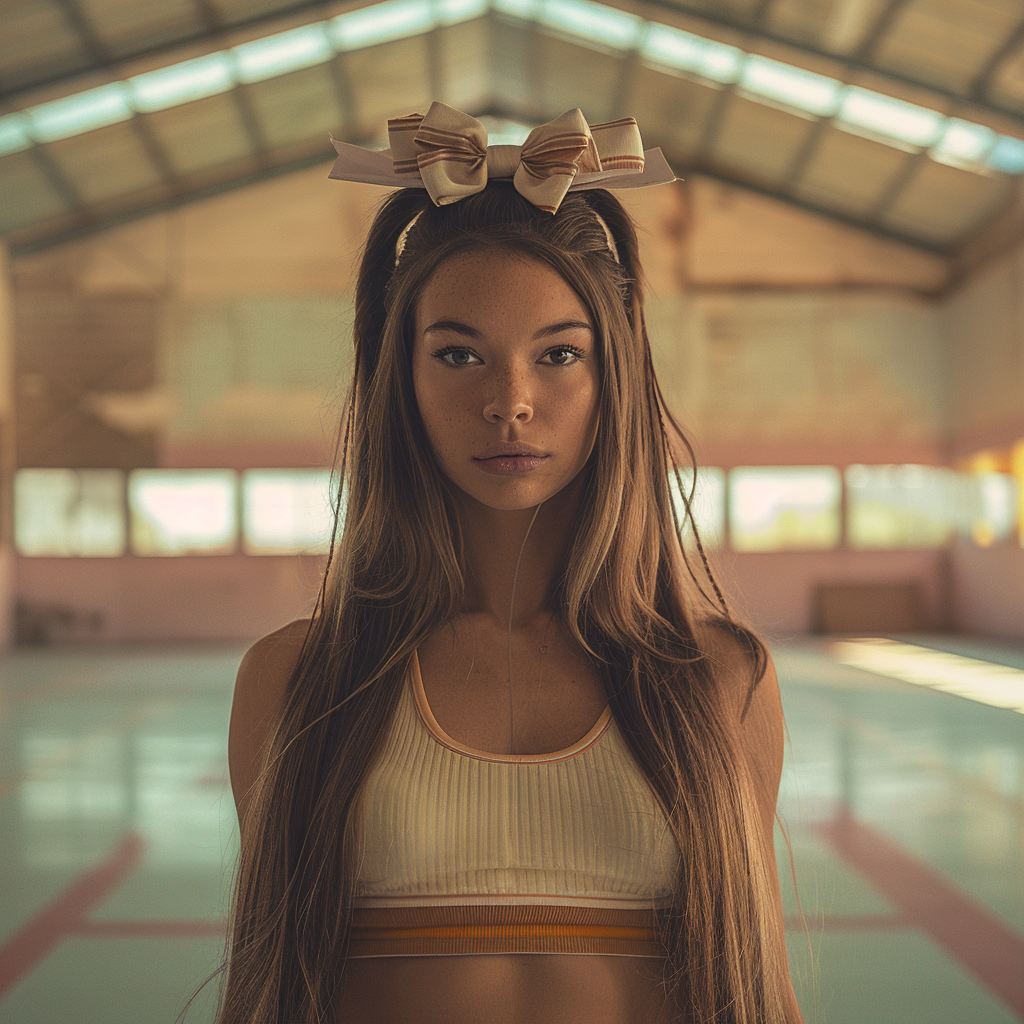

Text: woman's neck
xmin=453 ymin=472 xmax=586 ymax=631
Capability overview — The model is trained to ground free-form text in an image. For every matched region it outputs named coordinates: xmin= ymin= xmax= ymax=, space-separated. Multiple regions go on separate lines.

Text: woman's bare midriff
xmin=333 ymin=616 xmax=678 ymax=1024
xmin=333 ymin=952 xmax=677 ymax=1024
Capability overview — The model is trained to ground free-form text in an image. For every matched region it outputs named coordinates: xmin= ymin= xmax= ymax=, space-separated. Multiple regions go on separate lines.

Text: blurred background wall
xmin=9 ymin=162 xmax=1015 ymax=643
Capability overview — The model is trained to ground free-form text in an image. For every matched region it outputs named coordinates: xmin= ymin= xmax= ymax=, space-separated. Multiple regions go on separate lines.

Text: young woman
xmin=216 ymin=107 xmax=803 ymax=1024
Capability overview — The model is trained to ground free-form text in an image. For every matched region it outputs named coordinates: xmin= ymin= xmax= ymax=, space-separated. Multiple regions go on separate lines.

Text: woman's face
xmin=412 ymin=249 xmax=601 ymax=511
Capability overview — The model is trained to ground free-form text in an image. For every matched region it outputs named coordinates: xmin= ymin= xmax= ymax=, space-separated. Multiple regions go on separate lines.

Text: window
xmin=669 ymin=466 xmax=725 ymax=548
xmin=129 ymin=470 xmax=237 ymax=555
xmin=729 ymin=466 xmax=841 ymax=552
xmin=15 ymin=469 xmax=126 ymax=557
xmin=846 ymin=464 xmax=960 ymax=549
xmin=242 ymin=470 xmax=336 ymax=554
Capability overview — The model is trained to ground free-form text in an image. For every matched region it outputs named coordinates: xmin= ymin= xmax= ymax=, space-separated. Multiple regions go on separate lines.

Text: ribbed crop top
xmin=349 ymin=651 xmax=681 ymax=958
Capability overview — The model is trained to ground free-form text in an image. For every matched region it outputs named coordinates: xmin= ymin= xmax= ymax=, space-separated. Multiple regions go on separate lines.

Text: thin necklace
xmin=507 ymin=501 xmax=545 ymax=755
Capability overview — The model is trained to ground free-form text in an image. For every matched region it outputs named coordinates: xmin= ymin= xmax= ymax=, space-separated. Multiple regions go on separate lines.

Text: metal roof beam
xmin=852 ymin=0 xmax=912 ymax=62
xmin=635 ymin=0 xmax=1024 ymax=133
xmin=970 ymin=16 xmax=1024 ymax=101
xmin=675 ymin=152 xmax=948 ymax=256
xmin=866 ymin=148 xmax=928 ymax=222
xmin=51 ymin=0 xmax=110 ymax=64
xmin=9 ymin=0 xmax=1024 ymax=139
xmin=191 ymin=0 xmax=225 ymax=32
xmin=1 ymin=0 xmax=341 ymax=104
xmin=29 ymin=145 xmax=87 ymax=215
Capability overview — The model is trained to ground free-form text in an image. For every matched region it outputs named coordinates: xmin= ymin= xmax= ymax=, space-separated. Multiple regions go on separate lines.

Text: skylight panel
xmin=929 ymin=118 xmax=996 ymax=169
xmin=642 ymin=24 xmax=742 ymax=84
xmin=987 ymin=135 xmax=1024 ymax=175
xmin=129 ymin=53 xmax=236 ymax=113
xmin=739 ymin=55 xmax=841 ymax=117
xmin=539 ymin=0 xmax=643 ymax=50
xmin=0 ymin=113 xmax=32 ymax=156
xmin=232 ymin=24 xmax=334 ymax=83
xmin=436 ymin=0 xmax=489 ymax=23
xmin=330 ymin=0 xmax=434 ymax=50
xmin=27 ymin=83 xmax=133 ymax=142
xmin=836 ymin=86 xmax=945 ymax=148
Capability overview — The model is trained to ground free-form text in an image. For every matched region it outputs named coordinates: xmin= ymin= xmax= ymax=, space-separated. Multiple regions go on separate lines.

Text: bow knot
xmin=387 ymin=102 xmax=644 ymax=213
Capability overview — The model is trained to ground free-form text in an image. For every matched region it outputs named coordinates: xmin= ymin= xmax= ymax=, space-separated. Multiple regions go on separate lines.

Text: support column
xmin=0 ymin=242 xmax=16 ymax=648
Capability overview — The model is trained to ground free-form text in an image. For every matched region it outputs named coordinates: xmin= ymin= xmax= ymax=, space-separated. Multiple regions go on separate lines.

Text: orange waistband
xmin=347 ymin=903 xmax=665 ymax=958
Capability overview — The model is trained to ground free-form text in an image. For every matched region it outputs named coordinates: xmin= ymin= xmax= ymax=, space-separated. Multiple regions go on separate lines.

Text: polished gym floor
xmin=0 ymin=634 xmax=1021 ymax=1023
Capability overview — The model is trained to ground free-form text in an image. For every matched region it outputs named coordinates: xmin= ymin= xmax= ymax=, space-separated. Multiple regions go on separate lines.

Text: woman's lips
xmin=472 ymin=455 xmax=549 ymax=474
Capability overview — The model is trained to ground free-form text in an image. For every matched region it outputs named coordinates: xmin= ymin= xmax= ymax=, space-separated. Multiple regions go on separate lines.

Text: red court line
xmin=816 ymin=810 xmax=1024 ymax=1020
xmin=0 ymin=832 xmax=145 ymax=998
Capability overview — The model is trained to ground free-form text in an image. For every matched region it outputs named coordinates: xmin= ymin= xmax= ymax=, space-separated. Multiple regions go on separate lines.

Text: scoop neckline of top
xmin=410 ymin=649 xmax=612 ymax=765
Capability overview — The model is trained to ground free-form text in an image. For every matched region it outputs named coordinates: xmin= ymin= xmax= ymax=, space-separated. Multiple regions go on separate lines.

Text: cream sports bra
xmin=348 ymin=651 xmax=680 ymax=958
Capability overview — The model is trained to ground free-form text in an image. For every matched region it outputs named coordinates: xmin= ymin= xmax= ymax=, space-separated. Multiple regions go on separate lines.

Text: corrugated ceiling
xmin=2 ymin=0 xmax=1023 ymax=261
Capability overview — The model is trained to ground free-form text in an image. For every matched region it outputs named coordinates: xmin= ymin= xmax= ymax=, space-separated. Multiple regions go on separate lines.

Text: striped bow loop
xmin=386 ymin=102 xmax=645 ymax=213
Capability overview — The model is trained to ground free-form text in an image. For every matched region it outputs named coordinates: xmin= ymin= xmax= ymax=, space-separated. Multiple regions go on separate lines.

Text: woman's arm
xmin=227 ymin=617 xmax=310 ymax=835
xmin=700 ymin=624 xmax=805 ymax=1024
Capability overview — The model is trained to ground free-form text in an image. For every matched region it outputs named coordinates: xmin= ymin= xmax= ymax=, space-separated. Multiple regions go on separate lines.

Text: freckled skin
xmin=412 ymin=250 xmax=600 ymax=512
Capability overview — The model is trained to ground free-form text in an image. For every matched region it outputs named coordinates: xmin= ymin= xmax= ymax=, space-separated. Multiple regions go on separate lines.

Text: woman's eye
xmin=434 ymin=347 xmax=480 ymax=366
xmin=432 ymin=345 xmax=586 ymax=367
xmin=543 ymin=346 xmax=585 ymax=366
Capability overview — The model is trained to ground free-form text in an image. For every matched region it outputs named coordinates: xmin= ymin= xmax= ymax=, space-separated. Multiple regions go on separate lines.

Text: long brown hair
xmin=206 ymin=182 xmax=791 ymax=1023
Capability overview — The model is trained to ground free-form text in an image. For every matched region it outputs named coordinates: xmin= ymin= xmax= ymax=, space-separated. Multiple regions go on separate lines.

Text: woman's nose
xmin=483 ymin=370 xmax=533 ymax=423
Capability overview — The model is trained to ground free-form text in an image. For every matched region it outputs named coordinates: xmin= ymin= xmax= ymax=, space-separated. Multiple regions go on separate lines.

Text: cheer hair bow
xmin=328 ymin=102 xmax=676 ymax=213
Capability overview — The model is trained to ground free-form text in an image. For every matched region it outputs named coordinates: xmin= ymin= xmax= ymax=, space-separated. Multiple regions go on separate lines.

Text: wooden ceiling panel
xmin=630 ymin=66 xmax=718 ymax=156
xmin=145 ymin=94 xmax=253 ymax=176
xmin=985 ymin=44 xmax=1024 ymax=115
xmin=346 ymin=37 xmax=434 ymax=139
xmin=79 ymin=0 xmax=207 ymax=59
xmin=794 ymin=125 xmax=912 ymax=214
xmin=882 ymin=158 xmax=1012 ymax=243
xmin=765 ymin=0 xmax=891 ymax=56
xmin=539 ymin=37 xmax=623 ymax=124
xmin=0 ymin=152 xmax=71 ymax=232
xmin=872 ymin=0 xmax=1018 ymax=93
xmin=0 ymin=0 xmax=90 ymax=91
xmin=491 ymin=21 xmax=535 ymax=114
xmin=435 ymin=20 xmax=491 ymax=113
xmin=663 ymin=0 xmax=763 ymax=22
xmin=248 ymin=66 xmax=345 ymax=150
xmin=45 ymin=123 xmax=166 ymax=204
xmin=208 ymin=0 xmax=301 ymax=26
xmin=711 ymin=95 xmax=817 ymax=186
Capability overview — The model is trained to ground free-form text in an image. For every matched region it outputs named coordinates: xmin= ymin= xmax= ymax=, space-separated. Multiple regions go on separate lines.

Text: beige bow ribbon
xmin=386 ymin=102 xmax=645 ymax=213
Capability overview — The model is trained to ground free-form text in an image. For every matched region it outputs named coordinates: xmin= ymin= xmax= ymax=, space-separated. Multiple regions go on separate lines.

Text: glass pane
xmin=964 ymin=472 xmax=1018 ymax=547
xmin=15 ymin=469 xmax=126 ymax=557
xmin=846 ymin=464 xmax=961 ymax=550
xmin=669 ymin=466 xmax=725 ymax=549
xmin=129 ymin=470 xmax=237 ymax=555
xmin=730 ymin=466 xmax=841 ymax=552
xmin=242 ymin=470 xmax=336 ymax=554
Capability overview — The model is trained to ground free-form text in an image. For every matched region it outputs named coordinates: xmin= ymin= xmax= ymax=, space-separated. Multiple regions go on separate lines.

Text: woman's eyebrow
xmin=423 ymin=320 xmax=481 ymax=338
xmin=535 ymin=319 xmax=593 ymax=338
xmin=422 ymin=318 xmax=593 ymax=339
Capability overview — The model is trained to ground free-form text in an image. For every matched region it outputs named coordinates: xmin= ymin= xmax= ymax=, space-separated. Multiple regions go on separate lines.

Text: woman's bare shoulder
xmin=693 ymin=617 xmax=785 ymax=826
xmin=238 ymin=617 xmax=312 ymax=690
xmin=228 ymin=617 xmax=312 ymax=826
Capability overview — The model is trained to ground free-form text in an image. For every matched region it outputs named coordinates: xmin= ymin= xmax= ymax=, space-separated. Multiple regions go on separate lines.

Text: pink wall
xmin=947 ymin=540 xmax=1024 ymax=639
xmin=714 ymin=548 xmax=948 ymax=641
xmin=16 ymin=554 xmax=326 ymax=644
xmin=15 ymin=546 xmax=947 ymax=644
